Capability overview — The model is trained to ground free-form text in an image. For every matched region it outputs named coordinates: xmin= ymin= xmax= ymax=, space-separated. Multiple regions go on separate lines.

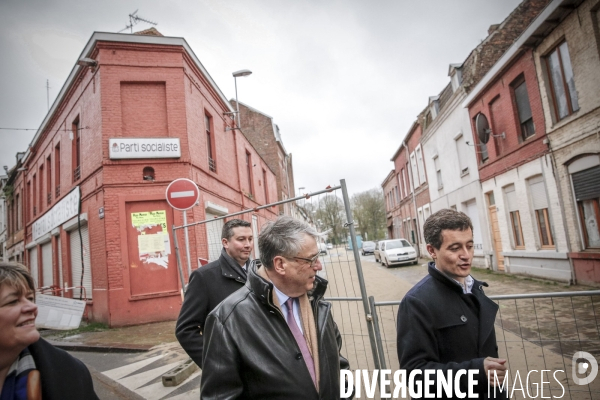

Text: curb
xmin=48 ymin=339 xmax=152 ymax=353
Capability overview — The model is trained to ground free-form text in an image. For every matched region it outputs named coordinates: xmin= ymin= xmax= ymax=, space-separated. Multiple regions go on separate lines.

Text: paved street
xmin=51 ymin=246 xmax=600 ymax=399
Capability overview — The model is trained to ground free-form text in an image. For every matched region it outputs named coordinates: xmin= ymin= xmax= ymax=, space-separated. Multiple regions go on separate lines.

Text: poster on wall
xmin=131 ymin=210 xmax=170 ymax=268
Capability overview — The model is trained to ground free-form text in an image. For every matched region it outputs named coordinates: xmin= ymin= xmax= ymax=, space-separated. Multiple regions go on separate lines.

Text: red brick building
xmin=464 ymin=5 xmax=572 ymax=282
xmin=233 ymin=101 xmax=296 ymax=216
xmin=387 ymin=121 xmax=430 ymax=257
xmin=17 ymin=30 xmax=278 ymax=327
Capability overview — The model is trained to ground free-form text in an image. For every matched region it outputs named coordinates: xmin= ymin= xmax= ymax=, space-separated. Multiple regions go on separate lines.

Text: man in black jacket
xmin=397 ymin=209 xmax=507 ymax=399
xmin=175 ymin=218 xmax=253 ymax=367
xmin=200 ymin=216 xmax=351 ymax=400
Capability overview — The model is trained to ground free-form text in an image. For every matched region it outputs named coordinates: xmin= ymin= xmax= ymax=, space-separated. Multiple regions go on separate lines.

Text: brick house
xmin=530 ymin=0 xmax=600 ymax=284
xmin=382 ymin=170 xmax=400 ymax=240
xmin=17 ymin=30 xmax=279 ymax=327
xmin=387 ymin=121 xmax=430 ymax=257
xmin=233 ymin=101 xmax=296 ymax=217
xmin=463 ymin=0 xmax=594 ymax=283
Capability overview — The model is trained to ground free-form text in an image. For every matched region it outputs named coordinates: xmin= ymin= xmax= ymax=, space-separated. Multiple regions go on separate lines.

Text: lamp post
xmin=232 ymin=69 xmax=252 ymax=128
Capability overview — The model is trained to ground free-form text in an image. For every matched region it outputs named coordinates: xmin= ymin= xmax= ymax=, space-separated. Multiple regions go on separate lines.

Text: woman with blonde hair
xmin=0 ymin=262 xmax=99 ymax=400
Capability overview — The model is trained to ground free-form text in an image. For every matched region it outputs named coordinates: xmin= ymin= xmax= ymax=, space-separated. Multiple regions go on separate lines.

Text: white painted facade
xmin=480 ymin=154 xmax=571 ymax=281
xmin=421 ymin=77 xmax=492 ymax=268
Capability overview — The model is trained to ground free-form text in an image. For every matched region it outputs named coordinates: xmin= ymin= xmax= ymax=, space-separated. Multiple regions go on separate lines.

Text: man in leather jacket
xmin=397 ymin=209 xmax=507 ymax=399
xmin=200 ymin=216 xmax=352 ymax=400
xmin=176 ymin=219 xmax=253 ymax=367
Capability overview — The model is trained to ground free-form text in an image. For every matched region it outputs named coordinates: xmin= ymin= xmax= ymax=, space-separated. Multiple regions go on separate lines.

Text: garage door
xmin=41 ymin=242 xmax=53 ymax=287
xmin=29 ymin=247 xmax=38 ymax=288
xmin=70 ymin=224 xmax=92 ymax=299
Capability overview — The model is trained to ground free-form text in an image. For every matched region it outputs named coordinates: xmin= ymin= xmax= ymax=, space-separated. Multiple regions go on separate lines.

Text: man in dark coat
xmin=397 ymin=209 xmax=507 ymax=399
xmin=200 ymin=216 xmax=351 ymax=400
xmin=175 ymin=218 xmax=253 ymax=367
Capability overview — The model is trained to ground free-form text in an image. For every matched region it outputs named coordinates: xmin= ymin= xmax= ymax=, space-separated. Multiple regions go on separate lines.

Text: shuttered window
xmin=505 ymin=185 xmax=524 ymax=248
xmin=573 ymin=165 xmax=600 ymax=248
xmin=573 ymin=166 xmax=600 ymax=202
xmin=41 ymin=242 xmax=53 ymax=288
xmin=29 ymin=247 xmax=38 ymax=288
xmin=70 ymin=224 xmax=92 ymax=299
xmin=528 ymin=175 xmax=554 ymax=247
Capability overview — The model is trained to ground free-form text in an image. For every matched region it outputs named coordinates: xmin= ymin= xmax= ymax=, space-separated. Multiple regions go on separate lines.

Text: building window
xmin=143 ymin=166 xmax=155 ymax=181
xmin=528 ymin=175 xmax=554 ymax=248
xmin=410 ymin=152 xmax=419 ymax=189
xmin=262 ymin=168 xmax=269 ymax=204
xmin=55 ymin=143 xmax=60 ymax=198
xmin=572 ymin=164 xmax=600 ymax=248
xmin=401 ymin=168 xmax=407 ymax=197
xmin=39 ymin=164 xmax=44 ymax=212
xmin=46 ymin=155 xmax=52 ymax=205
xmin=512 ymin=78 xmax=535 ymax=140
xmin=72 ymin=117 xmax=81 ymax=182
xmin=245 ymin=151 xmax=253 ymax=197
xmin=205 ymin=114 xmax=216 ymax=172
xmin=455 ymin=134 xmax=471 ymax=175
xmin=505 ymin=184 xmax=524 ymax=248
xmin=545 ymin=41 xmax=579 ymax=122
xmin=434 ymin=156 xmax=443 ymax=190
xmin=416 ymin=145 xmax=426 ymax=185
xmin=32 ymin=174 xmax=36 ymax=217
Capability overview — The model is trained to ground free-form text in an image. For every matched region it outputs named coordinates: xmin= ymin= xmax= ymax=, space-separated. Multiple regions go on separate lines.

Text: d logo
xmin=572 ymin=351 xmax=598 ymax=385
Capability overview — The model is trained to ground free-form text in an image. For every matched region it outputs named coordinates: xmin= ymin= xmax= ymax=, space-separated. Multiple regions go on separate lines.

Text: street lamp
xmin=232 ymin=69 xmax=252 ymax=128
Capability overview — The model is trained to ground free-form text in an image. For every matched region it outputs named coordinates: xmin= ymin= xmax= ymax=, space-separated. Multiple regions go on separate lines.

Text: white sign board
xmin=32 ymin=188 xmax=80 ymax=241
xmin=35 ymin=294 xmax=86 ymax=330
xmin=109 ymin=138 xmax=181 ymax=159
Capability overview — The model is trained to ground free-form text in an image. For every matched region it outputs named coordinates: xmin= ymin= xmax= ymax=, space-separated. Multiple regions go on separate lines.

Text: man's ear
xmin=222 ymin=237 xmax=228 ymax=249
xmin=273 ymin=256 xmax=286 ymax=275
xmin=426 ymin=244 xmax=437 ymax=259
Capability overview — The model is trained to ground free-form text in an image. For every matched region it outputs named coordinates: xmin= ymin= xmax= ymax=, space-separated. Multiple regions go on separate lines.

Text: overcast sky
xmin=0 ymin=0 xmax=523 ymax=197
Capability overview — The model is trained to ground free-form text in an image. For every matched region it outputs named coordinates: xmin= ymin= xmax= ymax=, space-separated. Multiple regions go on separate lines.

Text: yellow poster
xmin=131 ymin=210 xmax=167 ymax=229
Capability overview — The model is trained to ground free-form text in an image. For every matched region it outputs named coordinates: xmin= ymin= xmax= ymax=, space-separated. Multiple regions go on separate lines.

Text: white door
xmin=205 ymin=212 xmax=224 ymax=261
xmin=29 ymin=247 xmax=38 ymax=289
xmin=70 ymin=224 xmax=92 ymax=299
xmin=41 ymin=242 xmax=53 ymax=288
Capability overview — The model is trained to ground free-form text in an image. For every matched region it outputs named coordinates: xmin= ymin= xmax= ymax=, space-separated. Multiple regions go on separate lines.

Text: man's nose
xmin=314 ymin=258 xmax=323 ymax=271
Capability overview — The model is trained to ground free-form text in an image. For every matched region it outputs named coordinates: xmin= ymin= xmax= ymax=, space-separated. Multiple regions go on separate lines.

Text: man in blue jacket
xmin=397 ymin=209 xmax=507 ymax=399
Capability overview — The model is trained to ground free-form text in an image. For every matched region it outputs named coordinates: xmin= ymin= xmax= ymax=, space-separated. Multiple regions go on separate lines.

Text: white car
xmin=318 ymin=242 xmax=328 ymax=255
xmin=378 ymin=239 xmax=417 ymax=267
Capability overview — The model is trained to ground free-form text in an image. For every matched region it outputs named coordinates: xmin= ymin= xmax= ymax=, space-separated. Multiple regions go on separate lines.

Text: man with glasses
xmin=200 ymin=216 xmax=352 ymax=400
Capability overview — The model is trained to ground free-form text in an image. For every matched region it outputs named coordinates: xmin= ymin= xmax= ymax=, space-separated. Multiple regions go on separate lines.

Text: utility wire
xmin=0 ymin=127 xmax=90 ymax=132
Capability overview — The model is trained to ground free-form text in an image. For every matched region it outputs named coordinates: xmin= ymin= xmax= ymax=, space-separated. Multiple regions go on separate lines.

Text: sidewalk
xmin=41 ymin=320 xmax=178 ymax=353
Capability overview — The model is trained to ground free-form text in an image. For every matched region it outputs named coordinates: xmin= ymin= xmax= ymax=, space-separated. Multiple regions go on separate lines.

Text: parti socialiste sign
xmin=109 ymin=138 xmax=181 ymax=159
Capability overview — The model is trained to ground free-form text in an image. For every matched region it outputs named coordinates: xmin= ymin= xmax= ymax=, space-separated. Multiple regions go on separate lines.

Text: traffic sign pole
xmin=166 ymin=178 xmax=200 ymax=286
xmin=183 ymin=210 xmax=192 ymax=279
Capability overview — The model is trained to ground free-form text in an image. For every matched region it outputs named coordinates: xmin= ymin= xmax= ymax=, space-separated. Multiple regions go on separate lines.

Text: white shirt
xmin=435 ymin=265 xmax=474 ymax=294
xmin=273 ymin=284 xmax=303 ymax=334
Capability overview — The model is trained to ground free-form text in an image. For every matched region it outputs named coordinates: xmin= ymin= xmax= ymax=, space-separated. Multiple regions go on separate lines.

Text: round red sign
xmin=165 ymin=178 xmax=200 ymax=211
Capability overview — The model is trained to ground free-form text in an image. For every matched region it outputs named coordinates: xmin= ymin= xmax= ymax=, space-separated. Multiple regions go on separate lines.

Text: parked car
xmin=361 ymin=241 xmax=376 ymax=256
xmin=318 ymin=242 xmax=328 ymax=255
xmin=378 ymin=239 xmax=418 ymax=267
xmin=326 ymin=243 xmax=333 ymax=249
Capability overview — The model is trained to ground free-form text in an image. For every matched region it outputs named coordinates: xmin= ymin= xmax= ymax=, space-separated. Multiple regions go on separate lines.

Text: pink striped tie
xmin=284 ymin=297 xmax=316 ymax=386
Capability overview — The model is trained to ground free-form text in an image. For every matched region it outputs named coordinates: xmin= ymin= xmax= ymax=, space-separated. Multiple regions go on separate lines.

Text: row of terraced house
xmin=382 ymin=0 xmax=600 ymax=285
xmin=0 ymin=28 xmax=298 ymax=326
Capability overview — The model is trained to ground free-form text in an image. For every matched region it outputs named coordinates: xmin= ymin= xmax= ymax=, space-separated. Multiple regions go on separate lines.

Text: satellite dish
xmin=475 ymin=113 xmax=491 ymax=144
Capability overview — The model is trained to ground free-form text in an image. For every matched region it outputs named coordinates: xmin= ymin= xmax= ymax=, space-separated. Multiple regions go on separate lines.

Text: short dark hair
xmin=222 ymin=218 xmax=251 ymax=240
xmin=258 ymin=216 xmax=320 ymax=270
xmin=424 ymin=209 xmax=473 ymax=250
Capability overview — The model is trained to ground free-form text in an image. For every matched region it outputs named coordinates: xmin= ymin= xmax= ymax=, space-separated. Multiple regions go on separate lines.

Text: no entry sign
xmin=166 ymin=178 xmax=200 ymax=211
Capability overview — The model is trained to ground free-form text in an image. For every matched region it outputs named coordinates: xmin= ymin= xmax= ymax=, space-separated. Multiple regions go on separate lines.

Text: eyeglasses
xmin=290 ymin=253 xmax=321 ymax=267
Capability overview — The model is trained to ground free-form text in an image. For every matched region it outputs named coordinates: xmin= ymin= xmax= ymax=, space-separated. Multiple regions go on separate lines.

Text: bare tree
xmin=315 ymin=194 xmax=345 ymax=244
xmin=351 ymin=188 xmax=386 ymax=241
